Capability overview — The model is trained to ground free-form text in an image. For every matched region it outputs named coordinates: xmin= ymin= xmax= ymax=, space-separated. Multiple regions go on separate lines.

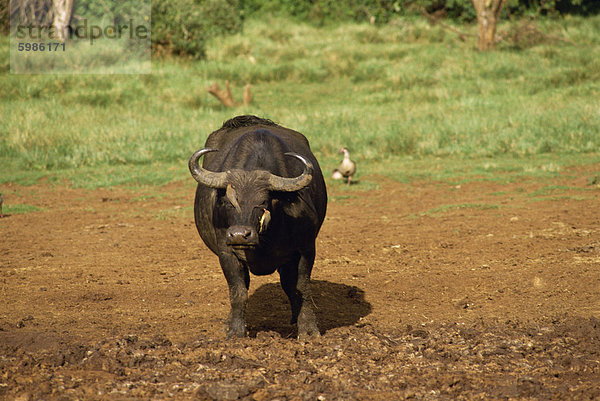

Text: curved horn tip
xmin=267 ymin=152 xmax=314 ymax=192
xmin=189 ymin=148 xmax=218 ymax=165
xmin=188 ymin=148 xmax=227 ymax=188
xmin=191 ymin=148 xmax=218 ymax=158
xmin=284 ymin=152 xmax=314 ymax=171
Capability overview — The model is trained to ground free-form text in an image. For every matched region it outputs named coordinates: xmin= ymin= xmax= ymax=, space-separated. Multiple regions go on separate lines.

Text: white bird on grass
xmin=331 ymin=147 xmax=356 ymax=185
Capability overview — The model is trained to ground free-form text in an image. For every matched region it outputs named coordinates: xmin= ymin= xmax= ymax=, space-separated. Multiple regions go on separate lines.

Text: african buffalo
xmin=189 ymin=115 xmax=327 ymax=338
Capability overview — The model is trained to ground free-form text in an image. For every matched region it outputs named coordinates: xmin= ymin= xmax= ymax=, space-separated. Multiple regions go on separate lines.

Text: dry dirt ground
xmin=1 ymin=165 xmax=600 ymax=400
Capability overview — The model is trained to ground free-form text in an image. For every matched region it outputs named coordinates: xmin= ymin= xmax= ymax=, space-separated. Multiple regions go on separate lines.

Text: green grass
xmin=362 ymin=153 xmax=600 ymax=185
xmin=528 ymin=185 xmax=595 ymax=197
xmin=328 ymin=194 xmax=357 ymax=203
xmin=419 ymin=203 xmax=502 ymax=216
xmin=1 ymin=15 xmax=600 ymax=187
xmin=156 ymin=206 xmax=194 ymax=220
xmin=529 ymin=195 xmax=593 ymax=202
xmin=2 ymin=204 xmax=44 ymax=214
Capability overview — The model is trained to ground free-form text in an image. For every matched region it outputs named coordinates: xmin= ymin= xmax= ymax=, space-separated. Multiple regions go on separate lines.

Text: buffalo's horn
xmin=268 ymin=152 xmax=313 ymax=192
xmin=188 ymin=148 xmax=228 ymax=189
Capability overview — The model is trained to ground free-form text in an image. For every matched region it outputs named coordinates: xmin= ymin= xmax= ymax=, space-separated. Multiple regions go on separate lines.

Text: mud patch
xmin=1 ymin=167 xmax=600 ymax=399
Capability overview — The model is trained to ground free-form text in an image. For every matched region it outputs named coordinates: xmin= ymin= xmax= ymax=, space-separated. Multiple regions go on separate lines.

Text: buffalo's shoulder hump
xmin=221 ymin=115 xmax=278 ymax=130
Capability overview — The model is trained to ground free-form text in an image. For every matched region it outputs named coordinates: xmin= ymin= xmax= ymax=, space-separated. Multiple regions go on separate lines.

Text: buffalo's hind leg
xmin=279 ymin=254 xmax=301 ymax=325
xmin=219 ymin=252 xmax=250 ymax=338
xmin=279 ymin=247 xmax=319 ymax=339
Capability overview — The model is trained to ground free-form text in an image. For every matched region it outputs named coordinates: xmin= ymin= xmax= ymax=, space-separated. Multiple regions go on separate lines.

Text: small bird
xmin=331 ymin=169 xmax=344 ymax=180
xmin=332 ymin=147 xmax=356 ymax=185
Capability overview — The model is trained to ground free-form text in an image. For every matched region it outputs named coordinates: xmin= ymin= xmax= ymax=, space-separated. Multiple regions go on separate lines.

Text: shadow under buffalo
xmin=246 ymin=280 xmax=371 ymax=338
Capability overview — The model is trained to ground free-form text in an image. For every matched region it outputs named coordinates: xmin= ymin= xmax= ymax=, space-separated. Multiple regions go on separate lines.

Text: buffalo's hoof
xmin=226 ymin=329 xmax=247 ymax=339
xmin=225 ymin=322 xmax=247 ymax=339
xmin=298 ymin=326 xmax=320 ymax=341
xmin=297 ymin=308 xmax=319 ymax=340
xmin=297 ymin=318 xmax=320 ymax=340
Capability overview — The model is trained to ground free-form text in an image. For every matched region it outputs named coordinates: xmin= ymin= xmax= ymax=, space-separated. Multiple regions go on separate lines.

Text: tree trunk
xmin=52 ymin=0 xmax=73 ymax=42
xmin=472 ymin=0 xmax=507 ymax=51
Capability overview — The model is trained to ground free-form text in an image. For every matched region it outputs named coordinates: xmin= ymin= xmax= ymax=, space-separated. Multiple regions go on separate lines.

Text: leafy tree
xmin=418 ymin=0 xmax=594 ymax=50
xmin=469 ymin=0 xmax=589 ymax=50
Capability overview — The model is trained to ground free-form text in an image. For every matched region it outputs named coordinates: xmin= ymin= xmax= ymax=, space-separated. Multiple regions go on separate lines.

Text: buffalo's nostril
xmin=228 ymin=229 xmax=250 ymax=239
xmin=226 ymin=226 xmax=257 ymax=246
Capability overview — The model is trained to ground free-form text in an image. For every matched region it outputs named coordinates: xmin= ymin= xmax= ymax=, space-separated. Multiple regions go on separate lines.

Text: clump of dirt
xmin=1 ymin=318 xmax=599 ymax=400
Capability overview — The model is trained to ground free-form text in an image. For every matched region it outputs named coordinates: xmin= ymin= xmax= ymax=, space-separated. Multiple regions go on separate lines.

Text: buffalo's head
xmin=189 ymin=148 xmax=313 ymax=250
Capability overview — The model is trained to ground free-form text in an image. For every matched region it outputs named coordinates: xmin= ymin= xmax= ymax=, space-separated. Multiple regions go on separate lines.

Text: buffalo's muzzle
xmin=226 ymin=226 xmax=259 ymax=247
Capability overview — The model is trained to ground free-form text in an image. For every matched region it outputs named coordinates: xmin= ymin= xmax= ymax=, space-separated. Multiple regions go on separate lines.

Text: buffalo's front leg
xmin=279 ymin=247 xmax=319 ymax=339
xmin=219 ymin=252 xmax=250 ymax=338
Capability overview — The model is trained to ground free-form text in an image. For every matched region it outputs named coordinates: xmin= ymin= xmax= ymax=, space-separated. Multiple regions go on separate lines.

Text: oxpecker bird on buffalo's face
xmin=189 ymin=115 xmax=327 ymax=339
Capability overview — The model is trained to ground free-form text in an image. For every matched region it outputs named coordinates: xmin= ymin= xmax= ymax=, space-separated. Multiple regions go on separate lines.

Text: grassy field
xmin=1 ymin=15 xmax=599 ymax=188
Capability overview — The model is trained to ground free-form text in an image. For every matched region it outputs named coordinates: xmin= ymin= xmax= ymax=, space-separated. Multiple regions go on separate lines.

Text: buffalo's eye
xmin=254 ymin=201 xmax=268 ymax=209
xmin=219 ymin=198 xmax=233 ymax=208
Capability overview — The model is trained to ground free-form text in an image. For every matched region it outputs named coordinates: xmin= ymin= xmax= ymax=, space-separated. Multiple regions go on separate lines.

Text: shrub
xmin=152 ymin=0 xmax=242 ymax=59
xmin=240 ymin=0 xmax=403 ymax=25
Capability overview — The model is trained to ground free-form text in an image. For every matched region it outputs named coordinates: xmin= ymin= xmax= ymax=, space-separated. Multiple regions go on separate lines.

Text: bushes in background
xmin=240 ymin=0 xmax=403 ymax=24
xmin=1 ymin=0 xmax=598 ymax=58
xmin=240 ymin=0 xmax=600 ymax=25
xmin=152 ymin=0 xmax=242 ymax=58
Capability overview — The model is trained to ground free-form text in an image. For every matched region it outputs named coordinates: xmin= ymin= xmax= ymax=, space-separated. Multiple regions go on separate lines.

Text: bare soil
xmin=1 ymin=166 xmax=600 ymax=400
